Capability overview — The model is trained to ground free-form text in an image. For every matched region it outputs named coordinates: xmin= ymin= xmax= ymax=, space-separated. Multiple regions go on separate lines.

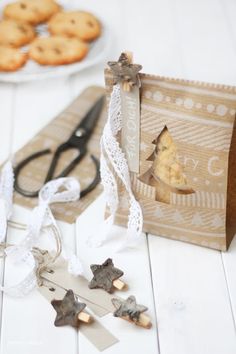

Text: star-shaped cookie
xmin=51 ymin=289 xmax=86 ymax=327
xmin=108 ymin=52 xmax=142 ymax=88
xmin=88 ymin=258 xmax=124 ymax=293
xmin=112 ymin=295 xmax=148 ymax=322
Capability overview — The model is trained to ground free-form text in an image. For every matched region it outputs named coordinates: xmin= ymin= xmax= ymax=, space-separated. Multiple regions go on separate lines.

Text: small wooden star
xmin=51 ymin=289 xmax=86 ymax=327
xmin=112 ymin=295 xmax=148 ymax=322
xmin=88 ymin=258 xmax=124 ymax=293
xmin=108 ymin=52 xmax=142 ymax=89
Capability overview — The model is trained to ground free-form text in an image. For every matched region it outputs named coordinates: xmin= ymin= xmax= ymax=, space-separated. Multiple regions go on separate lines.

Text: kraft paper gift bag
xmin=104 ymin=57 xmax=236 ymax=251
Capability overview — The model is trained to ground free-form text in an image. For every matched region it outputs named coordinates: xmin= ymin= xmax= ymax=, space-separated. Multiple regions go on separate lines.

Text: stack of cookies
xmin=0 ymin=0 xmax=101 ymax=72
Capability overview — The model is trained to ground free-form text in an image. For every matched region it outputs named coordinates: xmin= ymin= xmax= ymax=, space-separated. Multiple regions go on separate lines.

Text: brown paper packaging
xmin=105 ymin=69 xmax=236 ymax=251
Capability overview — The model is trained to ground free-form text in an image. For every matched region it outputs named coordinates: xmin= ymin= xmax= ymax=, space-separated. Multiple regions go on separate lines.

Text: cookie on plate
xmin=0 ymin=19 xmax=35 ymax=48
xmin=48 ymin=11 xmax=101 ymax=42
xmin=3 ymin=0 xmax=61 ymax=25
xmin=0 ymin=46 xmax=27 ymax=71
xmin=29 ymin=36 xmax=88 ymax=66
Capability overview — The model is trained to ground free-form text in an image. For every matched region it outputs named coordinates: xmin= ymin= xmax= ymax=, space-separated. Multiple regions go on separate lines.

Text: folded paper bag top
xmin=102 ymin=52 xmax=236 ymax=251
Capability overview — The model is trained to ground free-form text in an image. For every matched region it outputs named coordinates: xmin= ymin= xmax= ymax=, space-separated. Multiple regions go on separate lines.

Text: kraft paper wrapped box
xmin=104 ymin=58 xmax=236 ymax=251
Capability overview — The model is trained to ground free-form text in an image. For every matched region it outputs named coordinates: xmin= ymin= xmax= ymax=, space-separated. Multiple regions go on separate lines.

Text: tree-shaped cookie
xmin=140 ymin=126 xmax=194 ymax=203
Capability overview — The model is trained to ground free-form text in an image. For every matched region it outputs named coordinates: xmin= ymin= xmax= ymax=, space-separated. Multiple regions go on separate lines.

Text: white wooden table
xmin=1 ymin=0 xmax=236 ymax=353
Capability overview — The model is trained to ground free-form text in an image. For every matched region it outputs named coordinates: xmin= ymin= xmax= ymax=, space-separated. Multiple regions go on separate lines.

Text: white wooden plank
xmin=72 ymin=2 xmax=171 ymax=353
xmin=0 ymin=82 xmax=15 ymax=344
xmin=11 ymin=78 xmax=71 ymax=153
xmin=170 ymin=0 xmax=236 ymax=84
xmin=222 ymin=237 xmax=236 ymax=330
xmin=123 ymin=0 xmax=185 ymax=77
xmin=219 ymin=0 xmax=236 ymax=58
xmin=148 ymin=235 xmax=236 ymax=354
xmin=0 ymin=77 xmax=79 ymax=354
xmin=75 ymin=194 xmax=159 ymax=354
xmin=211 ymin=0 xmax=236 ymax=334
xmin=0 ymin=83 xmax=15 ymax=161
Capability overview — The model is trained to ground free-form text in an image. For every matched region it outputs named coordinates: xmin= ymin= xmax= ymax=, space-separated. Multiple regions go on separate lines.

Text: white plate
xmin=0 ymin=1 xmax=111 ymax=82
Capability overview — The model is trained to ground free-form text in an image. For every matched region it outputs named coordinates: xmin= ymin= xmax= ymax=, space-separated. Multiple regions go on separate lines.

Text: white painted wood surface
xmin=0 ymin=0 xmax=236 ymax=353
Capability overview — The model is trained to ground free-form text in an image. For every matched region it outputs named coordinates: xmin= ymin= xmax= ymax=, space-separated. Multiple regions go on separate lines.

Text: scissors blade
xmin=75 ymin=95 xmax=105 ymax=138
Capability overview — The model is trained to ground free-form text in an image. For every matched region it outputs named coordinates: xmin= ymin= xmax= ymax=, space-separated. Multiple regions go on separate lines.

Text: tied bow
xmin=6 ymin=177 xmax=83 ymax=275
xmin=0 ymin=163 xmax=84 ymax=297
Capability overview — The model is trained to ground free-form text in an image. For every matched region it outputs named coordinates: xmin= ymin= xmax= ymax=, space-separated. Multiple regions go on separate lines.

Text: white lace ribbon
xmin=0 ymin=164 xmax=83 ymax=297
xmin=93 ymin=84 xmax=143 ymax=248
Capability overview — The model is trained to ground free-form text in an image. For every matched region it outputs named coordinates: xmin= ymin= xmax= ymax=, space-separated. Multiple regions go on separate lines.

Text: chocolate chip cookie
xmin=29 ymin=35 xmax=88 ymax=65
xmin=3 ymin=0 xmax=61 ymax=25
xmin=0 ymin=45 xmax=27 ymax=71
xmin=48 ymin=11 xmax=101 ymax=42
xmin=0 ymin=19 xmax=35 ymax=47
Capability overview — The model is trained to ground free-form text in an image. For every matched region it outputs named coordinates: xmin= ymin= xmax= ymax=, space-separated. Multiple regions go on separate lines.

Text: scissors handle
xmin=14 ymin=147 xmax=100 ymax=198
xmin=14 ymin=149 xmax=50 ymax=197
xmin=45 ymin=143 xmax=85 ymax=182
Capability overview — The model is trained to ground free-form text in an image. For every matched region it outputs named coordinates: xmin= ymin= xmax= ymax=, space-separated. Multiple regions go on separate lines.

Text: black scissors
xmin=14 ymin=95 xmax=105 ymax=198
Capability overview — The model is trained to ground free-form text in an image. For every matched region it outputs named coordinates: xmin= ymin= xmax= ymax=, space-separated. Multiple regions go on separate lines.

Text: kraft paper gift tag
xmin=104 ymin=66 xmax=236 ymax=251
xmin=41 ymin=259 xmax=117 ymax=316
xmin=13 ymin=86 xmax=106 ymax=223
